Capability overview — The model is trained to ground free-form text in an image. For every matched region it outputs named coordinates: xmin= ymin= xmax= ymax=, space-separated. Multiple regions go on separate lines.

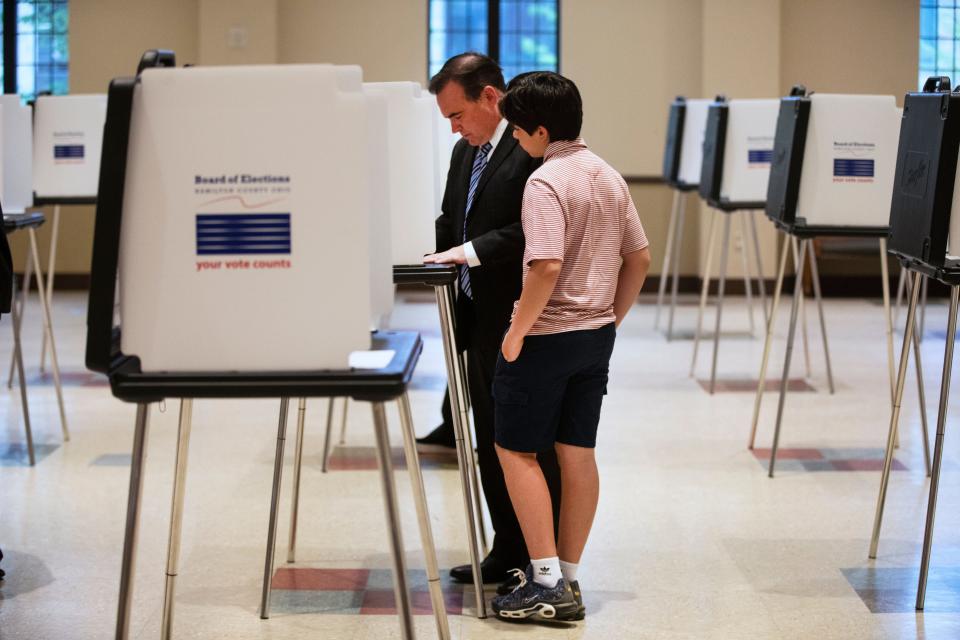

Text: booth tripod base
xmin=747 ymin=236 xmax=909 ymax=476
xmin=869 ymin=270 xmax=956 ymax=611
xmin=689 ymin=208 xmax=772 ymax=393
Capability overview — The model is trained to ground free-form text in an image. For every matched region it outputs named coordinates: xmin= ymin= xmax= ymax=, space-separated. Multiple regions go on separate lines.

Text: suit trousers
xmin=466 ymin=320 xmax=562 ymax=567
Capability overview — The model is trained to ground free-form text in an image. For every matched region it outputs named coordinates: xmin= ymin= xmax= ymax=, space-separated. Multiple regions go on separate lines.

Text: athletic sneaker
xmin=491 ymin=573 xmax=577 ymax=621
xmin=568 ymin=579 xmax=585 ymax=621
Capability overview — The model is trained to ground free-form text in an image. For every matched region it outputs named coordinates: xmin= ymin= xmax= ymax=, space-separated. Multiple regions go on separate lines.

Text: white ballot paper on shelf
xmin=348 ymin=350 xmax=395 ymax=369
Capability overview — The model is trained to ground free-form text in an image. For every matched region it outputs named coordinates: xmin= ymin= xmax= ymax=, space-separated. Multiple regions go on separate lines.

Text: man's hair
xmin=499 ymin=71 xmax=583 ymax=141
xmin=428 ymin=52 xmax=506 ymax=100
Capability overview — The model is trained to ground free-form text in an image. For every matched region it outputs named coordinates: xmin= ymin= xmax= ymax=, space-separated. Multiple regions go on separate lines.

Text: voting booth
xmin=766 ymin=92 xmax=899 ymax=236
xmin=32 ymin=94 xmax=107 ymax=202
xmin=0 ymin=95 xmax=33 ymax=213
xmin=869 ymin=76 xmax=960 ymax=612
xmin=751 ymin=89 xmax=909 ymax=479
xmin=365 ymin=81 xmax=439 ymax=266
xmin=690 ymin=96 xmax=777 ymax=392
xmin=656 ymin=97 xmax=712 ymax=339
xmin=699 ymin=97 xmax=778 ymax=210
xmin=86 ymin=51 xmax=448 ymax=640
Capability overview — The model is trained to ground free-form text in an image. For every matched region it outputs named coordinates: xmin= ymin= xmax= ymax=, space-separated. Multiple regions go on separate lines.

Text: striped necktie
xmin=460 ymin=141 xmax=492 ymax=299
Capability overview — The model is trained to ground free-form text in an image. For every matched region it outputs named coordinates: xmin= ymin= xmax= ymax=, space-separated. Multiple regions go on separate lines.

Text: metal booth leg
xmin=869 ymin=271 xmax=923 ymax=558
xmin=7 ymin=245 xmax=33 ymax=389
xmin=339 ymin=397 xmax=349 ymax=445
xmin=912 ymin=310 xmax=933 ymax=477
xmin=655 ymin=190 xmax=681 ymax=330
xmin=893 ymin=267 xmax=906 ymax=328
xmin=161 ymin=399 xmax=194 ymax=640
xmin=458 ymin=349 xmax=489 ymax=556
xmin=807 ymin=243 xmax=835 ymax=394
xmin=709 ymin=214 xmax=732 ymax=394
xmin=9 ymin=279 xmax=34 ymax=465
xmin=768 ymin=239 xmax=808 ymax=478
xmin=321 ymin=397 xmax=336 ymax=473
xmin=748 ymin=211 xmax=769 ymax=326
xmin=791 ymin=238 xmax=813 ymax=379
xmin=116 ymin=403 xmax=151 ymax=640
xmin=749 ymin=235 xmax=791 ymax=449
xmin=919 ymin=277 xmax=929 ymax=342
xmin=287 ymin=397 xmax=308 ymax=563
xmin=27 ymin=228 xmax=69 ymax=441
xmin=916 ymin=284 xmax=959 ymax=610
xmin=690 ymin=209 xmax=718 ymax=377
xmin=371 ymin=401 xmax=415 ymax=640
xmin=40 ymin=205 xmax=61 ymax=373
xmin=739 ymin=213 xmax=756 ymax=335
xmin=666 ymin=191 xmax=688 ymax=341
xmin=398 ymin=392 xmax=452 ymax=639
xmin=434 ymin=282 xmax=486 ymax=618
xmin=260 ymin=398 xmax=290 ymax=619
xmin=880 ymin=239 xmax=896 ymax=407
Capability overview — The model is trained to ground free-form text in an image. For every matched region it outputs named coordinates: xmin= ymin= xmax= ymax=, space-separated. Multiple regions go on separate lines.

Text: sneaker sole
xmin=494 ymin=602 xmax=577 ymax=621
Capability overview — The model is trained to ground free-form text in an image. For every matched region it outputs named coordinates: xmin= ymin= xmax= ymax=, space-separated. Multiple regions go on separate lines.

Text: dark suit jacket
xmin=436 ymin=134 xmax=539 ymax=347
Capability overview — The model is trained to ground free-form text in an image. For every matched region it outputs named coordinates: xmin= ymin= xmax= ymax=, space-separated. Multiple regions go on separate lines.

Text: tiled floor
xmin=2 ymin=291 xmax=960 ymax=639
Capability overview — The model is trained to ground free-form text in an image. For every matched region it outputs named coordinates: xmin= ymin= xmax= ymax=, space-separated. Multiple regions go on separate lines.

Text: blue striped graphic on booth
xmin=196 ymin=213 xmax=291 ymax=255
xmin=747 ymin=149 xmax=773 ymax=164
xmin=54 ymin=144 xmax=84 ymax=159
xmin=834 ymin=158 xmax=874 ymax=177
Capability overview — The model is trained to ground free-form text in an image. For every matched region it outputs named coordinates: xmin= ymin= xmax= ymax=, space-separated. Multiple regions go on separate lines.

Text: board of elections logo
xmin=54 ymin=144 xmax=84 ymax=163
xmin=195 ymin=213 xmax=291 ymax=255
xmin=747 ymin=149 xmax=773 ymax=167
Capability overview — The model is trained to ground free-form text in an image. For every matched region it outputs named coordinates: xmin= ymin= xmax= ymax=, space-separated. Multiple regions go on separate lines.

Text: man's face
xmin=436 ymin=81 xmax=502 ymax=146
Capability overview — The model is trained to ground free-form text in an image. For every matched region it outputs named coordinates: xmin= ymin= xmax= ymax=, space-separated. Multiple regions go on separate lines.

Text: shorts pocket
xmin=493 ymin=377 xmax=529 ymax=406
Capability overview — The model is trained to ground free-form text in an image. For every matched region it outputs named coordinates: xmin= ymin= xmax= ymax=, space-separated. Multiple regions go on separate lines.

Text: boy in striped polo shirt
xmin=490 ymin=71 xmax=651 ymax=622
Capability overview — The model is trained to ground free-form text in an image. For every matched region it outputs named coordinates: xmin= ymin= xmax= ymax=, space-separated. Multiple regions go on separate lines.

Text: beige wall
xmin=562 ymin=0 xmax=702 ymax=178
xmin=781 ymin=0 xmax=918 ymax=101
xmin=278 ymin=0 xmax=426 ymax=83
xmin=199 ymin=0 xmax=278 ymax=66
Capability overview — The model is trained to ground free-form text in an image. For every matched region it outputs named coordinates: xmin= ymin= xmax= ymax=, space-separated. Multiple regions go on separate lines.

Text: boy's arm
xmin=502 ymin=259 xmax=562 ymax=361
xmin=613 ymin=247 xmax=651 ymax=327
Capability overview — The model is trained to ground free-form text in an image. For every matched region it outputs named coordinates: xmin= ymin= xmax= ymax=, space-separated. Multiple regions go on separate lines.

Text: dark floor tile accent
xmin=271 ymin=567 xmax=465 ymax=616
xmin=700 ymin=378 xmax=816 ymax=393
xmin=24 ymin=370 xmax=108 ymax=386
xmin=327 ymin=445 xmax=458 ymax=471
xmin=90 ymin=453 xmax=132 ymax=467
xmin=842 ymin=567 xmax=960 ymax=613
xmin=668 ymin=330 xmax=758 ymax=341
xmin=752 ymin=447 xmax=908 ymax=472
xmin=0 ymin=442 xmax=60 ymax=466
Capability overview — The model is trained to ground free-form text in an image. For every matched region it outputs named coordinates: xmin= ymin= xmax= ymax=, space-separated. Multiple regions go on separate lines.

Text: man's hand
xmin=501 ymin=327 xmax=524 ymax=362
xmin=423 ymin=245 xmax=468 ymax=265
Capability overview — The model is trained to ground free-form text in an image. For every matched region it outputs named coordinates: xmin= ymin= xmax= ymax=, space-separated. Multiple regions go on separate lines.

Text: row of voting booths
xmin=2 ymin=92 xmax=107 ymax=465
xmin=82 ymin=50 xmax=485 ymax=640
xmin=655 ymin=78 xmax=959 ymax=611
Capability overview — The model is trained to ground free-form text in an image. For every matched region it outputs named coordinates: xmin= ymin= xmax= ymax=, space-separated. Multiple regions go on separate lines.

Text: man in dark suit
xmin=423 ymin=53 xmax=561 ymax=586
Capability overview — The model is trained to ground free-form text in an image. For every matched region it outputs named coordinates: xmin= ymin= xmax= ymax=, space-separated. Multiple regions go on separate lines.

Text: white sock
xmin=559 ymin=559 xmax=579 ymax=583
xmin=531 ymin=556 xmax=562 ymax=588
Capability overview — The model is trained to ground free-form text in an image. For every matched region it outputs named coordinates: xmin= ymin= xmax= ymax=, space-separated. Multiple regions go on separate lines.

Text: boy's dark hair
xmin=499 ymin=71 xmax=583 ymax=141
xmin=428 ymin=52 xmax=506 ymax=100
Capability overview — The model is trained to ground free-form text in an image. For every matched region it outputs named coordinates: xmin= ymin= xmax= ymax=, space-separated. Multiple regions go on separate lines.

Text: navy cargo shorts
xmin=493 ymin=322 xmax=616 ymax=452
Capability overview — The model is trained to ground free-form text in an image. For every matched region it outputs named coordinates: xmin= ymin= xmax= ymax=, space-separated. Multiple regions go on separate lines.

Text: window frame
xmin=2 ymin=0 xmax=69 ymax=98
xmin=426 ymin=0 xmax=561 ymax=82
